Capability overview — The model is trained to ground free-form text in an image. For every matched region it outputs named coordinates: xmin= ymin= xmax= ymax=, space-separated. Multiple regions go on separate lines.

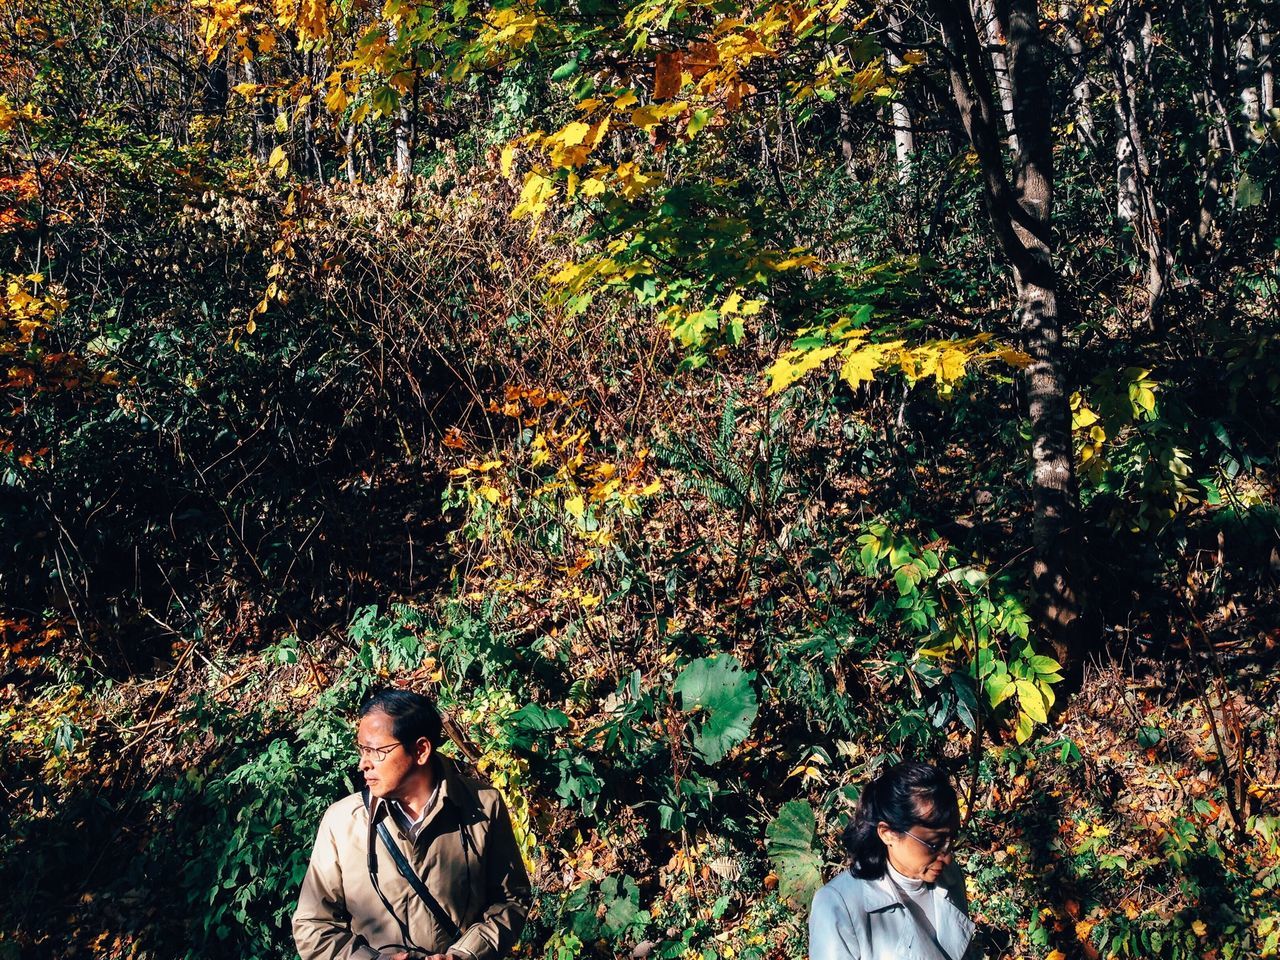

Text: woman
xmin=809 ymin=762 xmax=976 ymax=960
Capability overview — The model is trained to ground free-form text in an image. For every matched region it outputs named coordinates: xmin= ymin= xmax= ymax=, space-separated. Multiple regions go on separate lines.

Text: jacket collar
xmin=861 ymin=867 xmax=976 ymax=960
xmin=366 ymin=755 xmax=482 ymax=833
xmin=860 ymin=871 xmax=907 ymax=914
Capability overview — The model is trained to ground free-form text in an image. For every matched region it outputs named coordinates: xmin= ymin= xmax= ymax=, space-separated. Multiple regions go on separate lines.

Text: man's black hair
xmin=358 ymin=689 xmax=443 ymax=749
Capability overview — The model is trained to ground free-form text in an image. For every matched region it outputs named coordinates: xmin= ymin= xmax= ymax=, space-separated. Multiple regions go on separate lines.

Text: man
xmin=293 ymin=689 xmax=530 ymax=960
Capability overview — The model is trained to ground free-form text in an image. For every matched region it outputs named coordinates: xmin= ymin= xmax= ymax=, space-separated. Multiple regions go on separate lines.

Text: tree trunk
xmin=974 ymin=0 xmax=1020 ymax=154
xmin=1261 ymin=25 xmax=1274 ymax=115
xmin=203 ymin=50 xmax=229 ymax=117
xmin=932 ymin=0 xmax=1083 ymax=664
xmin=345 ymin=123 xmax=359 ymax=183
xmin=242 ymin=58 xmax=272 ymax=165
xmin=1060 ymin=3 xmax=1097 ymax=147
xmin=399 ymin=71 xmax=419 ymax=208
xmin=1112 ymin=3 xmax=1170 ymax=330
xmin=394 ymin=103 xmax=412 ymax=176
xmin=1114 ymin=15 xmax=1140 ymax=224
xmin=388 ymin=24 xmax=413 ymax=179
xmin=1238 ymin=26 xmax=1262 ymax=141
xmin=838 ymin=99 xmax=858 ymax=179
xmin=886 ymin=11 xmax=916 ymax=183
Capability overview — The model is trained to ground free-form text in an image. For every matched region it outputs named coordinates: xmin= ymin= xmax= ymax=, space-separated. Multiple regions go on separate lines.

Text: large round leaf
xmin=765 ymin=800 xmax=823 ymax=907
xmin=673 ymin=655 xmax=758 ymax=763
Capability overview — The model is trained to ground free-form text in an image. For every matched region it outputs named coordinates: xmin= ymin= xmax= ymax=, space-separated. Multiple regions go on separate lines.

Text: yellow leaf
xmin=613 ymin=90 xmax=639 ymax=111
xmin=477 ymin=484 xmax=500 ymax=504
xmin=996 ymin=347 xmax=1033 ymax=368
xmin=512 ymin=170 xmax=557 ymax=221
xmin=764 ymin=345 xmax=839 ymax=395
xmin=936 ymin=347 xmax=968 ymax=383
xmin=557 ymin=121 xmax=591 ymax=146
xmin=565 ymin=495 xmax=585 ymax=518
xmin=268 ymin=145 xmax=287 ymax=169
xmin=1072 ymin=406 xmax=1099 ymax=429
xmin=630 ymin=105 xmax=662 ymax=132
xmin=1192 ymin=920 xmax=1208 ymax=937
xmin=840 ymin=340 xmax=900 ymax=390
xmin=500 ymin=143 xmax=516 ymax=177
xmin=587 ymin=115 xmax=610 ymax=147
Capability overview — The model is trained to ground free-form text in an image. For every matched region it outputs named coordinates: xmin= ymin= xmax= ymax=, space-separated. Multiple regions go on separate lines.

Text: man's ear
xmin=414 ymin=737 xmax=434 ymax=765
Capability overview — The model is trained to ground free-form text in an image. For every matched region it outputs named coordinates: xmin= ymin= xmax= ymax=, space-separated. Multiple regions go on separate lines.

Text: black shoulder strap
xmin=365 ymin=790 xmax=464 ymax=943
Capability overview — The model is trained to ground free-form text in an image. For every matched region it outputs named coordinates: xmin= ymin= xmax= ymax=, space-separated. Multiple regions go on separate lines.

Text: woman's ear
xmin=876 ymin=821 xmax=896 ymax=846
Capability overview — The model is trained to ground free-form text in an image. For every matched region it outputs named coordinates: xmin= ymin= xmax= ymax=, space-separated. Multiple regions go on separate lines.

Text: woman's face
xmin=877 ymin=811 xmax=960 ymax=883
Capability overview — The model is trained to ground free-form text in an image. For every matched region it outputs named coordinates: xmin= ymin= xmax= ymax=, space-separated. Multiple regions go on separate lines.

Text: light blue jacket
xmin=808 ymin=865 xmax=976 ymax=960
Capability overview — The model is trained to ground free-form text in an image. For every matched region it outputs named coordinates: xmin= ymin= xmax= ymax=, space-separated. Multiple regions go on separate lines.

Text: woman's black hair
xmin=841 ymin=761 xmax=959 ymax=879
xmin=358 ymin=689 xmax=443 ymax=749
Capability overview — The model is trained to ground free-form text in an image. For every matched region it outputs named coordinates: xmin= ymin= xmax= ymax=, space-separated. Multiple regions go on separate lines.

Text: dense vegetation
xmin=2 ymin=0 xmax=1278 ymax=958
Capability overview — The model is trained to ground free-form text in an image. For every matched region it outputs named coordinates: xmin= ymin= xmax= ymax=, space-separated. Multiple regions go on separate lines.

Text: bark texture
xmin=931 ymin=0 xmax=1083 ymax=664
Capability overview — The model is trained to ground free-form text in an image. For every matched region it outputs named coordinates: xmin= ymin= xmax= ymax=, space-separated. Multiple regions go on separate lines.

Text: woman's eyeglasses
xmin=355 ymin=741 xmax=404 ymax=762
xmin=902 ymin=830 xmax=959 ymax=857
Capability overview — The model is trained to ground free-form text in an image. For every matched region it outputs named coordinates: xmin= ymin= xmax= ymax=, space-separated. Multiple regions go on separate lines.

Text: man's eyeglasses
xmin=902 ymin=830 xmax=959 ymax=857
xmin=355 ymin=741 xmax=404 ymax=762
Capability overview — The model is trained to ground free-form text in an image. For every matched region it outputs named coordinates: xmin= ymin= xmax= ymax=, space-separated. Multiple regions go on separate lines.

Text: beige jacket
xmin=293 ymin=759 xmax=530 ymax=960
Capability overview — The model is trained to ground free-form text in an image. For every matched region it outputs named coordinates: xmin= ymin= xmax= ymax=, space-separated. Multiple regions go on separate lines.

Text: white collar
xmin=887 ymin=861 xmax=929 ymax=894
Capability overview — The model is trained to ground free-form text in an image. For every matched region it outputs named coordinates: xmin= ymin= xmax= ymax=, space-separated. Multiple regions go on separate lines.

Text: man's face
xmin=357 ymin=710 xmax=429 ymax=801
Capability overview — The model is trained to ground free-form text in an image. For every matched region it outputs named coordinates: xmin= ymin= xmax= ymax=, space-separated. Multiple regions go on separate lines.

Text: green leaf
xmin=673 ymin=655 xmax=758 ymax=763
xmin=551 ymin=55 xmax=582 ymax=82
xmin=600 ymin=876 xmax=643 ymax=936
xmin=985 ymin=672 xmax=1015 ymax=708
xmin=1235 ymin=173 xmax=1263 ymax=209
xmin=371 ymin=85 xmax=400 ymax=118
xmin=506 ymin=703 xmax=569 ymax=749
xmin=765 ymin=801 xmax=823 ymax=907
xmin=688 ymin=107 xmax=714 ymax=137
xmin=1027 ymin=654 xmax=1062 ymax=676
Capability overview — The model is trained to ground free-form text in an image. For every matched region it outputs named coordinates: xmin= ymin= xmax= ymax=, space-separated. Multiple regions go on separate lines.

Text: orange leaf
xmin=653 ymin=51 xmax=683 ymax=99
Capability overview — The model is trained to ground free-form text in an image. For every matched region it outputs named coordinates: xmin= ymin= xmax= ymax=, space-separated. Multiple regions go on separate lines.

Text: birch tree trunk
xmin=1114 ymin=11 xmax=1140 ymax=224
xmin=345 ymin=124 xmax=359 ymax=183
xmin=1112 ymin=2 xmax=1171 ymax=330
xmin=1060 ymin=3 xmax=1097 ymax=147
xmin=886 ymin=11 xmax=916 ymax=183
xmin=974 ymin=0 xmax=1020 ymax=154
xmin=1238 ymin=27 xmax=1262 ymax=141
xmin=388 ymin=24 xmax=413 ymax=177
xmin=1261 ymin=25 xmax=1274 ymax=114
